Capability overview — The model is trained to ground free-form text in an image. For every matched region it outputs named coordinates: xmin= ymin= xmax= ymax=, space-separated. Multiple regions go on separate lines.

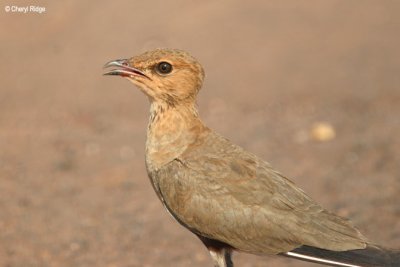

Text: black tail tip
xmin=284 ymin=244 xmax=400 ymax=267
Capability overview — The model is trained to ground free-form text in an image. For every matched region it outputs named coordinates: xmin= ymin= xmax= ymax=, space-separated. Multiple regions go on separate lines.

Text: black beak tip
xmin=103 ymin=71 xmax=118 ymax=76
xmin=102 ymin=59 xmax=148 ymax=79
xmin=103 ymin=59 xmax=129 ymax=77
xmin=103 ymin=59 xmax=128 ymax=69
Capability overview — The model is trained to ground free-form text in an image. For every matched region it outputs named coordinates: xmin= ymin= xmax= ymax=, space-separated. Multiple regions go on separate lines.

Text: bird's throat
xmin=145 ymin=101 xmax=205 ymax=171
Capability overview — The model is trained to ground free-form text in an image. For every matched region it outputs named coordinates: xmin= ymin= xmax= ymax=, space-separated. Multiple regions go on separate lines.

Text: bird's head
xmin=104 ymin=49 xmax=205 ymax=106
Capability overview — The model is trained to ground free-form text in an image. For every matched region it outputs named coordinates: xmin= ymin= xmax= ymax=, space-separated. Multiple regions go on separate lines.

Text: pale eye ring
xmin=156 ymin=61 xmax=173 ymax=74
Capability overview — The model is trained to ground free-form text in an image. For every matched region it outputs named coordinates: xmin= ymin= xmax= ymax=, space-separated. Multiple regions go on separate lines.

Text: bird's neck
xmin=145 ymin=101 xmax=208 ymax=171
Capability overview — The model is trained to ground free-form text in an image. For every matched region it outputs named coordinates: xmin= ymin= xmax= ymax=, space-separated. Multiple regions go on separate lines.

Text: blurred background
xmin=1 ymin=1 xmax=399 ymax=266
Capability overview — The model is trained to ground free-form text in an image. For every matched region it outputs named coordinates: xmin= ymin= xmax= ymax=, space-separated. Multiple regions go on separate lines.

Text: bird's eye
xmin=156 ymin=62 xmax=173 ymax=74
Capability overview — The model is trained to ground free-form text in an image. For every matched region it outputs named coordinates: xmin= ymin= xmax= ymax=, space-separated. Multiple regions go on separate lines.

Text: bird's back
xmin=152 ymin=130 xmax=368 ymax=255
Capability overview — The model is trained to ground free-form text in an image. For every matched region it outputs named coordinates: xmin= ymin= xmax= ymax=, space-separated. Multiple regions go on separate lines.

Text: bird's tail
xmin=282 ymin=244 xmax=400 ymax=267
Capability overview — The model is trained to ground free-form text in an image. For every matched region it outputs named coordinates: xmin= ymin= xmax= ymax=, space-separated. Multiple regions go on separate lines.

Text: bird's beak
xmin=103 ymin=59 xmax=150 ymax=79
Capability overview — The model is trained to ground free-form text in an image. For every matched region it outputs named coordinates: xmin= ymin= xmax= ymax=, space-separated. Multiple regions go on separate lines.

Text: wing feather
xmin=153 ymin=132 xmax=367 ymax=254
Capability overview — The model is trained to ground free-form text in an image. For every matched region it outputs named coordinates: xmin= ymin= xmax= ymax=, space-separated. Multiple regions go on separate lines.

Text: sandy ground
xmin=1 ymin=1 xmax=400 ymax=266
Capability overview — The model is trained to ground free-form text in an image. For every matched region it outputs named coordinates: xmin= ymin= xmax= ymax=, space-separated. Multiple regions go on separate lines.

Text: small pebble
xmin=310 ymin=122 xmax=336 ymax=142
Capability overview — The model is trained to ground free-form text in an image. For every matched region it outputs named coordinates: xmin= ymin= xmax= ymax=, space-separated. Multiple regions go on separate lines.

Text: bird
xmin=103 ymin=48 xmax=399 ymax=267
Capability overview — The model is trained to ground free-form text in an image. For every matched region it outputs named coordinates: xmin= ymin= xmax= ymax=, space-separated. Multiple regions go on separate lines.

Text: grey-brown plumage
xmin=104 ymin=48 xmax=399 ymax=267
xmin=153 ymin=130 xmax=366 ymax=253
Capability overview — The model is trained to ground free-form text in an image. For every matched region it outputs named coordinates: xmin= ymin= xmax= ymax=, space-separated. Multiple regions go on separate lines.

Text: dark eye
xmin=156 ymin=62 xmax=173 ymax=74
